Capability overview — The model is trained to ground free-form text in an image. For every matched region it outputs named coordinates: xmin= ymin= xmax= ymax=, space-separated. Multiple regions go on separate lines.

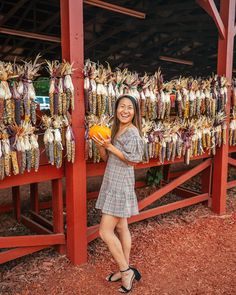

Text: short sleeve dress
xmin=95 ymin=126 xmax=144 ymax=218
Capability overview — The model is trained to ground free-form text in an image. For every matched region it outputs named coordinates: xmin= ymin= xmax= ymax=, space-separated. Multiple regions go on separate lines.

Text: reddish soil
xmin=1 ymin=186 xmax=236 ymax=295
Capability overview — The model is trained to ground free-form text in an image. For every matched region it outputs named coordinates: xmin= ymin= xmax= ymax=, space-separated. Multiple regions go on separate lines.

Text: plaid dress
xmin=96 ymin=126 xmax=144 ymax=218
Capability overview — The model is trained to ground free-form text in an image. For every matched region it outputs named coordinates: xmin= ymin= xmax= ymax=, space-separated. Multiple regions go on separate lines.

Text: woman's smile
xmin=117 ymin=98 xmax=134 ymax=125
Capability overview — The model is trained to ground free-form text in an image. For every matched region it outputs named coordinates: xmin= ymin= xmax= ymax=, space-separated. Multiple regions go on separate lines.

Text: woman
xmin=92 ymin=94 xmax=144 ymax=293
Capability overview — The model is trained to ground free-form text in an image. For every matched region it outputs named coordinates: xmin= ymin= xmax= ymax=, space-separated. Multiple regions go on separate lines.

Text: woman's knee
xmin=116 ymin=222 xmax=129 ymax=235
xmin=99 ymin=226 xmax=112 ymax=242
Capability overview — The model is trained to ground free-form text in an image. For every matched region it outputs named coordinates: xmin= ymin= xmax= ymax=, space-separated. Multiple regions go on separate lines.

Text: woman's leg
xmin=99 ymin=214 xmax=135 ymax=289
xmin=107 ymin=218 xmax=132 ymax=281
xmin=116 ymin=218 xmax=131 ymax=264
xmin=99 ymin=214 xmax=129 ymax=271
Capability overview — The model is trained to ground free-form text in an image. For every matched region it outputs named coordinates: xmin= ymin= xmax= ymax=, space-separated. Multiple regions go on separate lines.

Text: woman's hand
xmin=92 ymin=133 xmax=112 ymax=150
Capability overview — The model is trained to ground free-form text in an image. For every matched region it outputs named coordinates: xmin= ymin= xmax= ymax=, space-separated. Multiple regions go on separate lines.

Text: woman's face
xmin=117 ymin=97 xmax=135 ymax=125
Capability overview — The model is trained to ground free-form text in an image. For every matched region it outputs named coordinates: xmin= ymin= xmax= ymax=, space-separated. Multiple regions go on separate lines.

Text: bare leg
xmin=109 ymin=218 xmax=131 ymax=281
xmin=116 ymin=218 xmax=131 ymax=264
xmin=99 ymin=214 xmax=135 ymax=290
xmin=99 ymin=214 xmax=129 ymax=271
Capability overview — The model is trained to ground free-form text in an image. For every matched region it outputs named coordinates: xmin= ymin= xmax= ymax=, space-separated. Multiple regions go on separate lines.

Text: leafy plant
xmin=146 ymin=166 xmax=163 ymax=187
xmin=34 ymin=77 xmax=50 ymax=96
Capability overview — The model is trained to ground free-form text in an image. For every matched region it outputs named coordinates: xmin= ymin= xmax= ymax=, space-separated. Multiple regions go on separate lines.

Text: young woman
xmin=92 ymin=94 xmax=144 ymax=293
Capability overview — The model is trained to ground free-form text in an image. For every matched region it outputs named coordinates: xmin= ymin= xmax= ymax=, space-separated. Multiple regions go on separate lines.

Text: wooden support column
xmin=30 ymin=183 xmax=39 ymax=213
xmin=212 ymin=0 xmax=235 ymax=214
xmin=60 ymin=0 xmax=87 ymax=264
xmin=52 ymin=179 xmax=65 ymax=254
xmin=12 ymin=186 xmax=21 ymax=222
xmin=197 ymin=0 xmax=235 ymax=214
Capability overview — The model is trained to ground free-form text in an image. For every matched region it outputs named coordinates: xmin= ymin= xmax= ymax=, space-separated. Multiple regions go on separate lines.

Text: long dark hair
xmin=111 ymin=94 xmax=142 ymax=142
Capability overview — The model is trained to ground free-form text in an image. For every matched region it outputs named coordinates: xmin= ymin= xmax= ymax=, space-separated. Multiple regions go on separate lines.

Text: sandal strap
xmin=120 ymin=267 xmax=130 ymax=273
xmin=119 ymin=285 xmax=130 ymax=293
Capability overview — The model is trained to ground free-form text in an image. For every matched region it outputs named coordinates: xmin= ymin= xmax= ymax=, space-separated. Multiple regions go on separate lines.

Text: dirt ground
xmin=1 ymin=171 xmax=236 ymax=295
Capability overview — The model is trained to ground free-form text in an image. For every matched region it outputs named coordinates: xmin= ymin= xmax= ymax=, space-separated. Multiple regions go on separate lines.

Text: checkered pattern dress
xmin=96 ymin=126 xmax=144 ymax=218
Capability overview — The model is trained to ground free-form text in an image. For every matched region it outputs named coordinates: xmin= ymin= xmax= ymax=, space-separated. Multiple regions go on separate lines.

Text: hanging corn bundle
xmin=61 ymin=60 xmax=75 ymax=112
xmin=19 ymin=54 xmax=42 ymax=123
xmin=42 ymin=115 xmax=54 ymax=165
xmin=0 ymin=62 xmax=15 ymax=125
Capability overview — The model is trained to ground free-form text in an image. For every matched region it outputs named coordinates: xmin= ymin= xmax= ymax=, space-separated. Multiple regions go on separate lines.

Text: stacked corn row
xmin=45 ymin=60 xmax=75 ymax=165
xmin=0 ymin=57 xmax=76 ymax=179
xmin=0 ymin=57 xmax=41 ymax=179
xmin=84 ymin=60 xmax=228 ymax=164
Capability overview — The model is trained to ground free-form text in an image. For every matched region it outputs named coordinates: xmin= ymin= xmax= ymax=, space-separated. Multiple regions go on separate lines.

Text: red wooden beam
xmin=29 ymin=211 xmax=53 ymax=231
xmin=83 ymin=0 xmax=146 ymax=19
xmin=227 ymin=180 xmax=236 ymax=189
xmin=131 ymin=194 xmax=209 ymax=223
xmin=0 ymin=204 xmax=13 ymax=214
xmin=87 ymin=193 xmax=209 ymax=242
xmin=228 ymin=157 xmax=236 ymax=167
xmin=30 ymin=183 xmax=39 ymax=213
xmin=39 ymin=201 xmax=52 ymax=210
xmin=12 ymin=186 xmax=21 ymax=222
xmin=21 ymin=215 xmax=53 ymax=234
xmin=229 ymin=145 xmax=236 ymax=153
xmin=0 ymin=165 xmax=64 ymax=189
xmin=61 ymin=0 xmax=87 ymax=265
xmin=0 ymin=234 xmax=65 ymax=248
xmin=0 ymin=246 xmax=49 ymax=264
xmin=138 ymin=159 xmax=211 ymax=210
xmin=212 ymin=0 xmax=236 ymax=214
xmin=196 ymin=0 xmax=226 ymax=39
xmin=0 ymin=27 xmax=61 ymax=43
xmin=172 ymin=187 xmax=199 ymax=198
xmin=86 ymin=154 xmax=212 ymax=177
xmin=52 ymin=179 xmax=65 ymax=254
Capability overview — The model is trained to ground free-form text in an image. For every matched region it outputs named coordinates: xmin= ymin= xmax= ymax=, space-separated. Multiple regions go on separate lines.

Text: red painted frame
xmin=1 ymin=0 xmax=235 ymax=266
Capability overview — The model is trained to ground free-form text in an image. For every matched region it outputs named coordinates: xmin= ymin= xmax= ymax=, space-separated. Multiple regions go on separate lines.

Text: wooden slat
xmin=227 ymin=180 xmax=236 ymax=189
xmin=21 ymin=215 xmax=53 ymax=234
xmin=52 ymin=179 xmax=65 ymax=254
xmin=0 ymin=204 xmax=13 ymax=213
xmin=0 ymin=166 xmax=64 ymax=189
xmin=228 ymin=157 xmax=236 ymax=167
xmin=196 ymin=0 xmax=225 ymax=39
xmin=0 ymin=246 xmax=48 ymax=264
xmin=172 ymin=186 xmax=199 ymax=198
xmin=138 ymin=159 xmax=211 ymax=210
xmin=39 ymin=201 xmax=52 ymax=210
xmin=228 ymin=145 xmax=236 ymax=153
xmin=12 ymin=186 xmax=21 ymax=222
xmin=130 ymin=194 xmax=209 ymax=223
xmin=0 ymin=234 xmax=65 ymax=248
xmin=30 ymin=183 xmax=39 ymax=213
xmin=29 ymin=211 xmax=53 ymax=231
xmin=86 ymin=154 xmax=211 ymax=177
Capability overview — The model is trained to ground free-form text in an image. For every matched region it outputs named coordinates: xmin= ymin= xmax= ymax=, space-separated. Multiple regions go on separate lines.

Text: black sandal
xmin=118 ymin=267 xmax=141 ymax=293
xmin=106 ymin=272 xmax=121 ymax=282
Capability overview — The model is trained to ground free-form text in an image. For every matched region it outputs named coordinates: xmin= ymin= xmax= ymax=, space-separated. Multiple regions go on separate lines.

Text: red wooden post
xmin=162 ymin=164 xmax=171 ymax=182
xmin=60 ymin=0 xmax=87 ymax=264
xmin=52 ymin=179 xmax=65 ymax=254
xmin=12 ymin=186 xmax=21 ymax=222
xmin=197 ymin=0 xmax=236 ymax=214
xmin=30 ymin=183 xmax=39 ymax=213
xmin=212 ymin=0 xmax=235 ymax=214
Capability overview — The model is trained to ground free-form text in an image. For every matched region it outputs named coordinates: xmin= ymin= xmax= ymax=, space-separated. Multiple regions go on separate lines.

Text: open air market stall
xmin=0 ymin=0 xmax=235 ymax=265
